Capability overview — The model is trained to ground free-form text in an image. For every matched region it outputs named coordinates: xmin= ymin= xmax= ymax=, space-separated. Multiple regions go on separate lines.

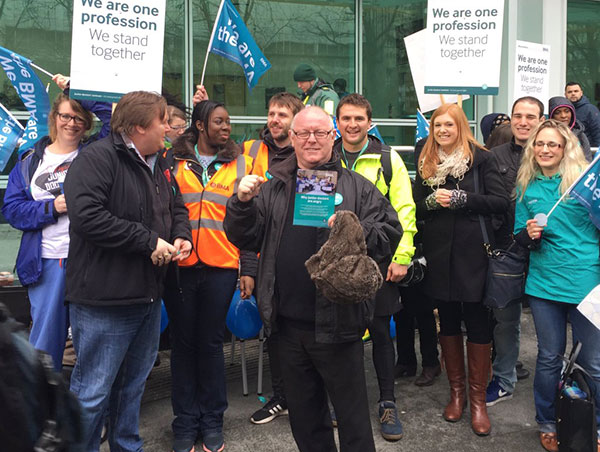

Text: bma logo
xmin=210 ymin=182 xmax=230 ymax=191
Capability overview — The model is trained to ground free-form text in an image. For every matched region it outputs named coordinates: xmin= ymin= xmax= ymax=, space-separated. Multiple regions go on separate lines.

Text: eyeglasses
xmin=292 ymin=129 xmax=333 ymax=140
xmin=169 ymin=123 xmax=187 ymax=131
xmin=534 ymin=141 xmax=562 ymax=150
xmin=57 ymin=113 xmax=85 ymax=125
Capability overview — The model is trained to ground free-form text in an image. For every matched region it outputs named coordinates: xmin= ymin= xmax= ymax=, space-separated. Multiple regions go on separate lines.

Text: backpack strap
xmin=379 ymin=146 xmax=393 ymax=189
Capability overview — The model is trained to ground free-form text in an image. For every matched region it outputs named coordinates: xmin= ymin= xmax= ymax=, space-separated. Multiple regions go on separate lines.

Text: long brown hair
xmin=418 ymin=103 xmax=484 ymax=179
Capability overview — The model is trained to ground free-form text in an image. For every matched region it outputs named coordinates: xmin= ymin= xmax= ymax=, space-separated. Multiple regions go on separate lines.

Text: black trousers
xmin=266 ymin=331 xmax=285 ymax=397
xmin=368 ymin=314 xmax=396 ymax=402
xmin=394 ymin=284 xmax=440 ymax=368
xmin=437 ymin=300 xmax=492 ymax=344
xmin=278 ymin=321 xmax=375 ymax=452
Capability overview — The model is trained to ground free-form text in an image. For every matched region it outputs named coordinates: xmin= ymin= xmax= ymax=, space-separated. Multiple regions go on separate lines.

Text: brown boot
xmin=467 ymin=341 xmax=492 ymax=436
xmin=439 ymin=335 xmax=466 ymax=422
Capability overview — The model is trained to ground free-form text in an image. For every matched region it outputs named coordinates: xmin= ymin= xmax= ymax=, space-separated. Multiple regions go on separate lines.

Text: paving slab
xmin=102 ymin=308 xmax=551 ymax=452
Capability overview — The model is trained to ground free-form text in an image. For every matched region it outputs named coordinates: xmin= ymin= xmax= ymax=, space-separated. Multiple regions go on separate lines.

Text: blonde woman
xmin=514 ymin=119 xmax=600 ymax=452
xmin=413 ymin=103 xmax=508 ymax=436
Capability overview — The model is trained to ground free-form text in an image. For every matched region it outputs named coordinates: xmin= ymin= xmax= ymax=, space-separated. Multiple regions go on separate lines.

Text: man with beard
xmin=242 ymin=91 xmax=304 ymax=425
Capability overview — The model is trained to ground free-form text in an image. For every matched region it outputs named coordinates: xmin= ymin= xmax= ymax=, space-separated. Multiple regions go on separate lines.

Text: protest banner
xmin=570 ymin=152 xmax=600 ymax=229
xmin=69 ymin=0 xmax=166 ymax=102
xmin=424 ymin=0 xmax=504 ymax=95
xmin=513 ymin=40 xmax=551 ymax=114
xmin=534 ymin=152 xmax=600 ymax=229
xmin=415 ymin=110 xmax=430 ymax=144
xmin=404 ymin=29 xmax=469 ymax=113
xmin=0 ymin=103 xmax=24 ymax=171
xmin=201 ymin=0 xmax=271 ymax=91
xmin=0 ymin=46 xmax=50 ymax=151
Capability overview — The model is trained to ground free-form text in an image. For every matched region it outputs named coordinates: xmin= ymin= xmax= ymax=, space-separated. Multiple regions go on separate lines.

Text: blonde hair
xmin=515 ymin=119 xmax=588 ymax=200
xmin=418 ymin=103 xmax=484 ymax=179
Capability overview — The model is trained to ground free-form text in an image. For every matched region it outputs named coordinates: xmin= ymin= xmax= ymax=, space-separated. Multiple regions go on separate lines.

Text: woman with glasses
xmin=163 ymin=100 xmax=255 ymax=452
xmin=513 ymin=119 xmax=600 ymax=452
xmin=1 ymin=74 xmax=111 ymax=371
xmin=166 ymin=105 xmax=188 ymax=146
xmin=412 ymin=103 xmax=508 ymax=436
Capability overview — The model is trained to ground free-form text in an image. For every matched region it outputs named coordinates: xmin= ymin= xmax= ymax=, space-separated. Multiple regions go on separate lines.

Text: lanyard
xmin=341 ymin=140 xmax=369 ymax=171
xmin=194 ymin=144 xmax=217 ymax=186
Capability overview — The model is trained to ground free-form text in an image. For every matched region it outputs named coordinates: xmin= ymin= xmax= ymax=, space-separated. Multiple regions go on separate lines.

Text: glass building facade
xmin=0 ymin=0 xmax=599 ymax=273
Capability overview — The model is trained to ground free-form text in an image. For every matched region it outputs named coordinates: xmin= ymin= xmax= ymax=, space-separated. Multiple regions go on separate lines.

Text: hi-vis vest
xmin=243 ymin=140 xmax=269 ymax=178
xmin=173 ymin=154 xmax=252 ymax=269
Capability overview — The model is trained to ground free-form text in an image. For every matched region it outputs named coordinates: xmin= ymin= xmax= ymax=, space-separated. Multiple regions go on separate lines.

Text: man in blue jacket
xmin=565 ymin=81 xmax=600 ymax=147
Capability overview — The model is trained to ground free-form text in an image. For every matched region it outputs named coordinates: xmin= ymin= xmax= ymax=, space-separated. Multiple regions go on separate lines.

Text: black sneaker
xmin=250 ymin=396 xmax=288 ymax=424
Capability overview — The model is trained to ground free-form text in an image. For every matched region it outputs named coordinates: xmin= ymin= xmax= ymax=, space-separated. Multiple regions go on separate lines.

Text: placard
xmin=513 ymin=40 xmax=551 ymax=114
xmin=69 ymin=0 xmax=166 ymax=102
xmin=424 ymin=0 xmax=504 ymax=95
xmin=293 ymin=169 xmax=337 ymax=228
xmin=404 ymin=29 xmax=470 ymax=113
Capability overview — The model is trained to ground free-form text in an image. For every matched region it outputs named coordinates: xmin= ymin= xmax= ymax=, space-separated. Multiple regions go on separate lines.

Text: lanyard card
xmin=293 ymin=169 xmax=337 ymax=228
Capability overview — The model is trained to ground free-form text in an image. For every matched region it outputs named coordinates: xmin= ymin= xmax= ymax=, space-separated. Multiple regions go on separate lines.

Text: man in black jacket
xmin=565 ymin=81 xmax=600 ymax=147
xmin=485 ymin=96 xmax=543 ymax=408
xmin=224 ymin=106 xmax=402 ymax=452
xmin=243 ymin=92 xmax=305 ymax=425
xmin=64 ymin=91 xmax=192 ymax=452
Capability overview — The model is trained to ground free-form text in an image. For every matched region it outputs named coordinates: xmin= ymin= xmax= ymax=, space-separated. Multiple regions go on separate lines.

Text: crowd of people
xmin=2 ymin=65 xmax=600 ymax=452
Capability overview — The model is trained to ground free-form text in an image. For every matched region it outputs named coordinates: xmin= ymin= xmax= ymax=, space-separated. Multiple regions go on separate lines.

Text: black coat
xmin=413 ymin=146 xmax=509 ymax=303
xmin=64 ymin=132 xmax=192 ymax=306
xmin=224 ymin=153 xmax=403 ymax=342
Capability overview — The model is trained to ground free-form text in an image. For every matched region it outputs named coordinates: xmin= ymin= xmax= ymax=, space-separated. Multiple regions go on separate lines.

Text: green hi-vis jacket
xmin=334 ymin=136 xmax=417 ymax=265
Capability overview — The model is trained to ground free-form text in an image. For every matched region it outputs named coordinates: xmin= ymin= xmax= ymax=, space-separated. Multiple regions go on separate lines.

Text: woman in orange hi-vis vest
xmin=163 ymin=100 xmax=255 ymax=452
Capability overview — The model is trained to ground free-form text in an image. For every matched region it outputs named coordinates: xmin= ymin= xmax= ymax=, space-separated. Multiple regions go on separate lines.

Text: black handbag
xmin=474 ymin=166 xmax=528 ymax=309
xmin=556 ymin=342 xmax=597 ymax=452
xmin=398 ymin=243 xmax=427 ymax=287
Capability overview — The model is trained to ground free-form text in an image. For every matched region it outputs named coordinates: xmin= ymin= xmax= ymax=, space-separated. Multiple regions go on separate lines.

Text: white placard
xmin=513 ymin=40 xmax=551 ymax=114
xmin=404 ymin=29 xmax=469 ymax=113
xmin=424 ymin=0 xmax=505 ymax=96
xmin=577 ymin=284 xmax=600 ymax=331
xmin=69 ymin=0 xmax=166 ymax=102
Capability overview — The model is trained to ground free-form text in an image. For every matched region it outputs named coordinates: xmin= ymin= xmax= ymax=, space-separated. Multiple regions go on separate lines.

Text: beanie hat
xmin=293 ymin=63 xmax=317 ymax=82
xmin=480 ymin=113 xmax=510 ymax=143
xmin=305 ymin=210 xmax=383 ymax=304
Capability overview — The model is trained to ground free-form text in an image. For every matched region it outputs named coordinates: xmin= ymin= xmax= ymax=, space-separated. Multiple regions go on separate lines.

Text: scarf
xmin=423 ymin=146 xmax=470 ymax=188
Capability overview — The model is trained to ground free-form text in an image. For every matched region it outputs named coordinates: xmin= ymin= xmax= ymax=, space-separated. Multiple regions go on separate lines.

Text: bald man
xmin=225 ymin=107 xmax=403 ymax=452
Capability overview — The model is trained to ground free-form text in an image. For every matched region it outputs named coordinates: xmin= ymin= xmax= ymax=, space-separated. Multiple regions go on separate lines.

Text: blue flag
xmin=0 ymin=103 xmax=24 ymax=171
xmin=0 ymin=46 xmax=50 ymax=152
xmin=570 ymin=152 xmax=600 ymax=229
xmin=209 ymin=0 xmax=271 ymax=91
xmin=416 ymin=110 xmax=429 ymax=144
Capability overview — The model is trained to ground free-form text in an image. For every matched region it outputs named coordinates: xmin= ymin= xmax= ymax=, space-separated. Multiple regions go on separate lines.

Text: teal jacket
xmin=514 ymin=174 xmax=600 ymax=304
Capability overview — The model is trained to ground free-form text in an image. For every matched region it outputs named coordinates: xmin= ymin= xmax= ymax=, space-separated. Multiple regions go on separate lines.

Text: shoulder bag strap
xmin=473 ymin=165 xmax=491 ymax=246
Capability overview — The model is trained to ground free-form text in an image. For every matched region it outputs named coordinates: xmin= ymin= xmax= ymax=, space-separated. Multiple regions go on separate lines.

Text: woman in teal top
xmin=514 ymin=119 xmax=600 ymax=452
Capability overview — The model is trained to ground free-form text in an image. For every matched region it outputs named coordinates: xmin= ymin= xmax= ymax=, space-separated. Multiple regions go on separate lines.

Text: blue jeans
xmin=69 ymin=301 xmax=161 ymax=452
xmin=163 ymin=266 xmax=238 ymax=443
xmin=492 ymin=301 xmax=522 ymax=392
xmin=529 ymin=296 xmax=600 ymax=434
xmin=28 ymin=258 xmax=69 ymax=371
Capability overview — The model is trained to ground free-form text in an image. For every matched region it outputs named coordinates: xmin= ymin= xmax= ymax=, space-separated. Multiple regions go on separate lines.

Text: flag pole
xmin=200 ymin=0 xmax=226 ymax=87
xmin=545 ymin=151 xmax=600 ymax=219
xmin=30 ymin=62 xmax=55 ymax=79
